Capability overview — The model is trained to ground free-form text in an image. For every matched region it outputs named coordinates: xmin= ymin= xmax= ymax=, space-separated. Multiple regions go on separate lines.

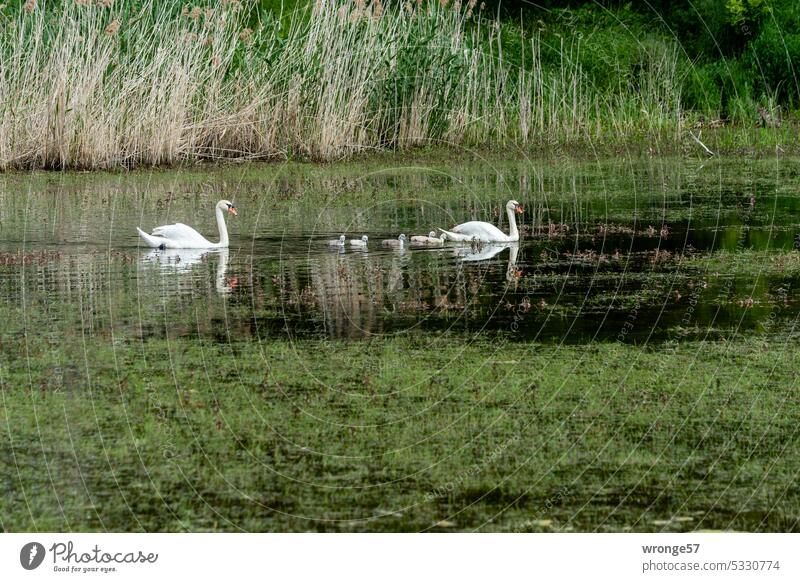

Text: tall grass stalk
xmin=0 ymin=0 xmax=686 ymax=170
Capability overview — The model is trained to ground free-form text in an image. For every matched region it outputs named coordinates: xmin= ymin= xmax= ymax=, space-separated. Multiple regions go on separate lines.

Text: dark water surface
xmin=2 ymin=157 xmax=800 ymax=533
xmin=2 ymin=157 xmax=799 ymax=344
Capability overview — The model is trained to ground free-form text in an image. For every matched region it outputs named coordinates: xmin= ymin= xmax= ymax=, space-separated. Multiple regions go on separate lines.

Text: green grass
xmin=0 ymin=0 xmax=732 ymax=170
xmin=681 ymin=249 xmax=800 ymax=276
xmin=2 ymin=334 xmax=798 ymax=532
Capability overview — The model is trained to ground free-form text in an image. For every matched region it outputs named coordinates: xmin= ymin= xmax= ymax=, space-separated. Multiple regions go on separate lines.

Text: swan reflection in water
xmin=140 ymin=247 xmax=235 ymax=294
xmin=452 ymin=242 xmax=520 ymax=283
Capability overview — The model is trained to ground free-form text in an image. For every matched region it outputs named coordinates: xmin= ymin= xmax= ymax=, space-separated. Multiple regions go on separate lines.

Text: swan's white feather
xmin=149 ymin=223 xmax=212 ymax=247
xmin=136 ymin=200 xmax=234 ymax=249
xmin=136 ymin=227 xmax=165 ymax=248
xmin=436 ymin=228 xmax=474 ymax=242
xmin=436 ymin=200 xmax=522 ymax=243
xmin=449 ymin=221 xmax=511 ymax=241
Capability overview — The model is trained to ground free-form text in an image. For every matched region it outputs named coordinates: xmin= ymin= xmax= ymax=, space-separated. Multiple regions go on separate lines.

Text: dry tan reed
xmin=0 ymin=0 xmax=684 ymax=170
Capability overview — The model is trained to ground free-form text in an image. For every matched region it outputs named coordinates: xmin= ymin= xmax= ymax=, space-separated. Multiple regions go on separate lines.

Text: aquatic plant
xmin=0 ymin=0 xmax=687 ymax=170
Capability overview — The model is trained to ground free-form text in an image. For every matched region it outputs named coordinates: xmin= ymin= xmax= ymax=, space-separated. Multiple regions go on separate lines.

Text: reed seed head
xmin=105 ymin=19 xmax=120 ymax=36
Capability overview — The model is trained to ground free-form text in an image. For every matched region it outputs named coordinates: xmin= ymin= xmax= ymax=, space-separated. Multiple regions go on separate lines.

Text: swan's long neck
xmin=215 ymin=204 xmax=229 ymax=247
xmin=506 ymin=205 xmax=519 ymax=241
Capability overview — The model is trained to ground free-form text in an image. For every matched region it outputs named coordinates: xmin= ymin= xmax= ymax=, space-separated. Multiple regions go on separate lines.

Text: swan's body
xmin=329 ymin=235 xmax=346 ymax=247
xmin=382 ymin=234 xmax=406 ymax=248
xmin=350 ymin=235 xmax=368 ymax=248
xmin=411 ymin=231 xmax=444 ymax=245
xmin=438 ymin=200 xmax=523 ymax=242
xmin=137 ymin=200 xmax=237 ymax=249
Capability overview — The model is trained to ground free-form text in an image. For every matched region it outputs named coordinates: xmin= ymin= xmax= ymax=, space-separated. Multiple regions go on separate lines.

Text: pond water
xmin=2 ymin=156 xmax=799 ymax=345
xmin=3 ymin=156 xmax=800 ymax=533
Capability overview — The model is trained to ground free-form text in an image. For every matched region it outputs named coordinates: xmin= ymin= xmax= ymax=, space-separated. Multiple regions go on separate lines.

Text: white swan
xmin=350 ymin=235 xmax=368 ymax=248
xmin=382 ymin=234 xmax=406 ymax=248
xmin=438 ymin=200 xmax=523 ymax=242
xmin=136 ymin=199 xmax=237 ymax=249
xmin=328 ymin=235 xmax=346 ymax=247
xmin=411 ymin=231 xmax=444 ymax=245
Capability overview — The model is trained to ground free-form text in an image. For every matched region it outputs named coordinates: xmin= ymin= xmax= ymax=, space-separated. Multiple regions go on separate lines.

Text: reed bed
xmin=0 ymin=0 xmax=686 ymax=170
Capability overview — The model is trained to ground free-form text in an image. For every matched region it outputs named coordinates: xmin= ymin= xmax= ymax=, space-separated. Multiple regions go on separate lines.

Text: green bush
xmin=536 ymin=4 xmax=658 ymax=94
xmin=746 ymin=3 xmax=800 ymax=105
xmin=681 ymin=62 xmax=723 ymax=114
xmin=705 ymin=59 xmax=756 ymax=120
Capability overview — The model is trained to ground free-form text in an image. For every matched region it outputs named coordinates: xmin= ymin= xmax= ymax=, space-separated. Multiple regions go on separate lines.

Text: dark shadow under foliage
xmin=481 ymin=0 xmax=799 ymax=113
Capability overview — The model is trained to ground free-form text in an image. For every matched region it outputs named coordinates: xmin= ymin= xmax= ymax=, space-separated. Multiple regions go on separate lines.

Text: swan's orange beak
xmin=228 ymin=206 xmax=238 ymax=216
xmin=515 ymin=205 xmax=524 ymax=214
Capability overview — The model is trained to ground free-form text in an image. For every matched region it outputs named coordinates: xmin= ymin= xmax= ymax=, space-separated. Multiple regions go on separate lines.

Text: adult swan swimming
xmin=136 ymin=200 xmax=237 ymax=249
xmin=437 ymin=200 xmax=523 ymax=242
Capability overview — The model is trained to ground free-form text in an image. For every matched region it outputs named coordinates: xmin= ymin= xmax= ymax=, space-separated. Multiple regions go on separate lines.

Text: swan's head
xmin=507 ymin=199 xmax=523 ymax=214
xmin=428 ymin=231 xmax=436 ymax=238
xmin=218 ymin=199 xmax=238 ymax=216
xmin=398 ymin=234 xmax=406 ymax=242
xmin=339 ymin=235 xmax=346 ymax=243
xmin=361 ymin=235 xmax=368 ymax=243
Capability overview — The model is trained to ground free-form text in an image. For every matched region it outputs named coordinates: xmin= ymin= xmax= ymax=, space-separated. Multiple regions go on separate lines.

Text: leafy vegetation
xmin=3 ymin=0 xmax=799 ymax=170
xmin=2 ymin=335 xmax=798 ymax=532
xmin=509 ymin=0 xmax=800 ymax=113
